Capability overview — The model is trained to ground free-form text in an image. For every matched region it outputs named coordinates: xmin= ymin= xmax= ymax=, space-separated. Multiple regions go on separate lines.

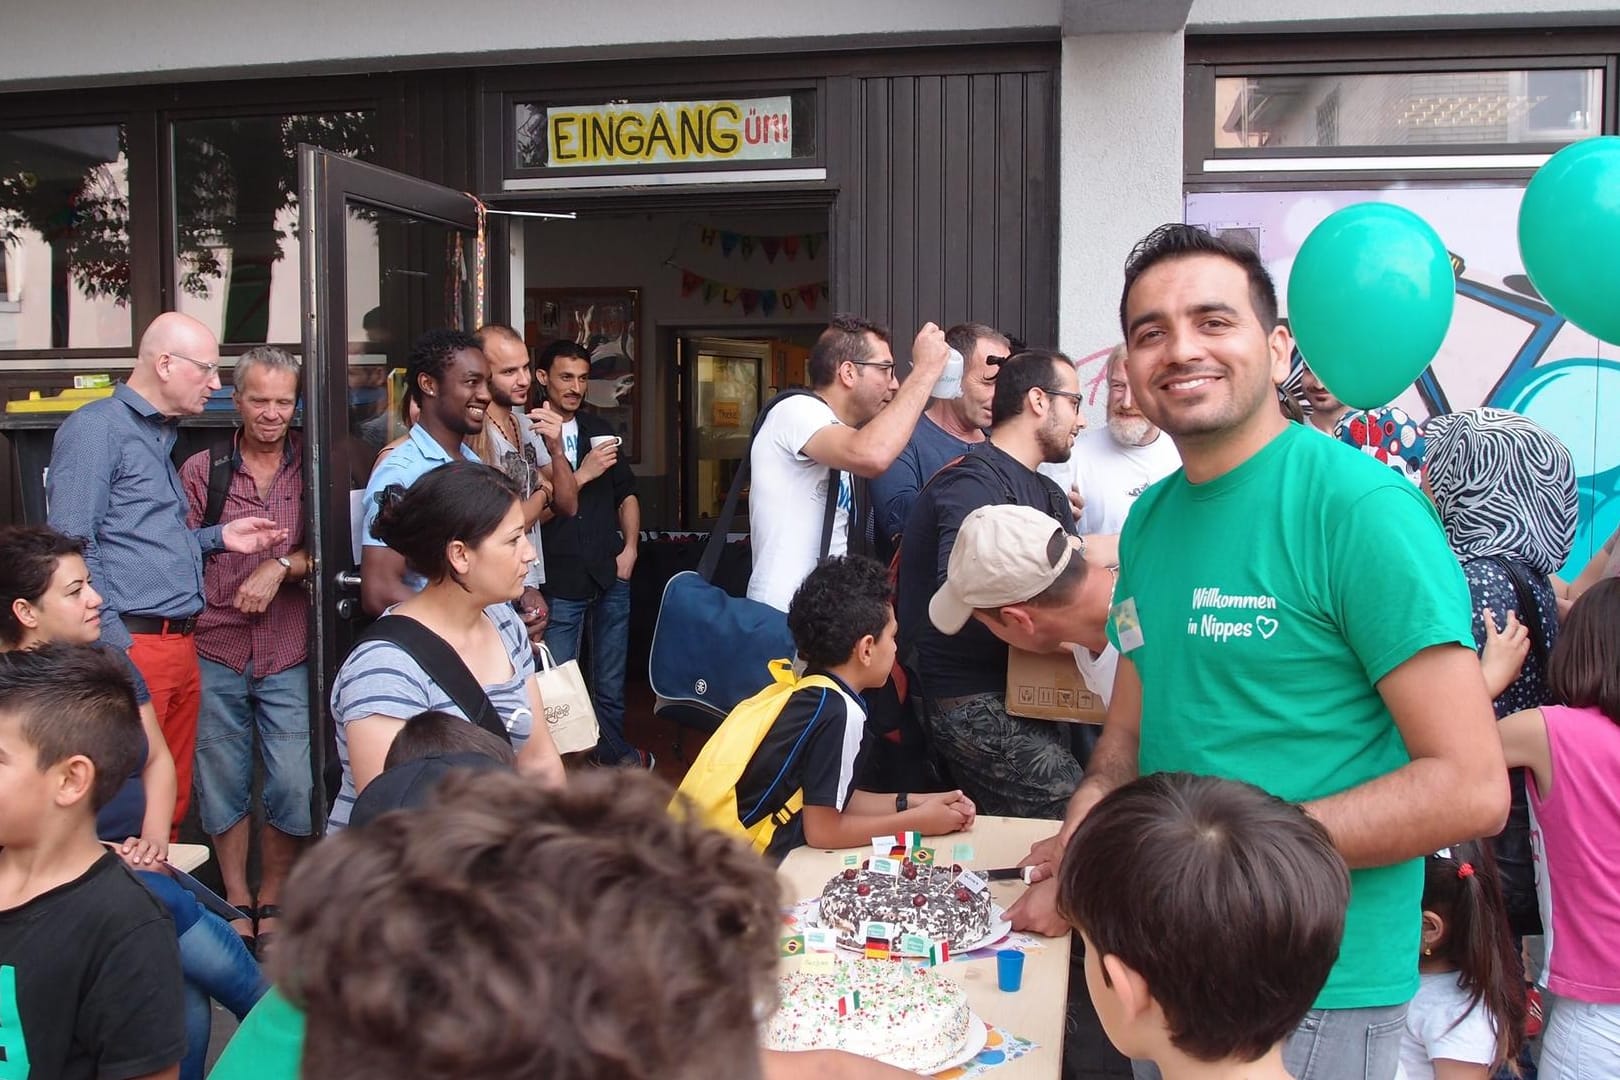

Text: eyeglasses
xmin=166 ymin=351 xmax=220 ymax=378
xmin=849 ymin=361 xmax=897 ymax=374
xmin=1040 ymin=387 xmax=1084 ymax=405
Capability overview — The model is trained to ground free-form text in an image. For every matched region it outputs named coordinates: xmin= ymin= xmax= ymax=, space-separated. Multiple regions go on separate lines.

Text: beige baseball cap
xmin=928 ymin=504 xmax=1074 ymax=635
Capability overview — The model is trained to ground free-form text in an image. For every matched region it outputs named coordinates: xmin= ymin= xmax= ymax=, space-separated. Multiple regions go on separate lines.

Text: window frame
xmin=1185 ymin=30 xmax=1620 ymax=191
xmin=0 ymin=74 xmax=393 ymax=363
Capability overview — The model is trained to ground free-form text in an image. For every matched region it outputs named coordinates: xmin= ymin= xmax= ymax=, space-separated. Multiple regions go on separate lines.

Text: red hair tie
xmin=1458 ymin=863 xmax=1475 ymax=879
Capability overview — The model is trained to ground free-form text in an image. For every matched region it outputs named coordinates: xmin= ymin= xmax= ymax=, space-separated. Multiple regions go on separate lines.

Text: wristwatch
xmin=276 ymin=556 xmax=292 ymax=571
xmin=895 ymin=792 xmax=909 ymax=812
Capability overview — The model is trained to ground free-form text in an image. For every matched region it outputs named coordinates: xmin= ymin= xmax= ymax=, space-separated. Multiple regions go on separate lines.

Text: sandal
xmin=254 ymin=904 xmax=282 ymax=962
xmin=230 ymin=903 xmax=258 ymax=954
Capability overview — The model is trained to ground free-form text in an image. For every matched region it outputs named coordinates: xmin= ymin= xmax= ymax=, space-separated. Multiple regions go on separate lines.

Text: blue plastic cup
xmin=996 ymin=948 xmax=1025 ymax=992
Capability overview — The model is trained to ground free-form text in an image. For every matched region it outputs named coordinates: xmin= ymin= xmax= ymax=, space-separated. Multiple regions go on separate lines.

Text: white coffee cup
xmin=589 ymin=435 xmax=623 ymax=451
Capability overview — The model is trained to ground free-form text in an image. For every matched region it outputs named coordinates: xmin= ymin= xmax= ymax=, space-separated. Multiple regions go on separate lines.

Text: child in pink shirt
xmin=1498 ymin=578 xmax=1620 ymax=1078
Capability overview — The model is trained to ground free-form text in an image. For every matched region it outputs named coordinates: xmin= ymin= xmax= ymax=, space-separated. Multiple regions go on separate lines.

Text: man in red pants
xmin=48 ymin=312 xmax=284 ymax=834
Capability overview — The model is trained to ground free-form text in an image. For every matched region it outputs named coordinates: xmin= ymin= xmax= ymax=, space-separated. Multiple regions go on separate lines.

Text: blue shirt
xmin=47 ymin=384 xmax=226 ymax=649
xmin=869 ymin=414 xmax=979 ymax=558
xmin=360 ymin=423 xmax=480 ymax=592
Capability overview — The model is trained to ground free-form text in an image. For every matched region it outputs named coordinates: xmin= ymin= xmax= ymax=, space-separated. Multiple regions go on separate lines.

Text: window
xmin=171 ymin=111 xmax=378 ymax=345
xmin=1214 ymin=68 xmax=1603 ymax=152
xmin=0 ymin=124 xmax=132 ymax=350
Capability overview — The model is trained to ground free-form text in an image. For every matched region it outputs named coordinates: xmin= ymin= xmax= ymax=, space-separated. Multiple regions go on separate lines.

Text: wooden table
xmin=777 ymin=816 xmax=1070 ymax=1078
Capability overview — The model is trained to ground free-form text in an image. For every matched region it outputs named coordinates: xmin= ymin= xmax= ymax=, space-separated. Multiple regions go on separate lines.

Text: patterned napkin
xmin=932 ymin=1024 xmax=1038 ymax=1078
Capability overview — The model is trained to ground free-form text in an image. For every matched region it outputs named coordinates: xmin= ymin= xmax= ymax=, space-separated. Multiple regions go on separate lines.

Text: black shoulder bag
xmin=354 ymin=615 xmax=512 ymax=745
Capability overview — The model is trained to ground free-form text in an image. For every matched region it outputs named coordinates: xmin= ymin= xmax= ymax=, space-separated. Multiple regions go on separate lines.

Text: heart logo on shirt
xmin=1255 ymin=616 xmax=1279 ymax=640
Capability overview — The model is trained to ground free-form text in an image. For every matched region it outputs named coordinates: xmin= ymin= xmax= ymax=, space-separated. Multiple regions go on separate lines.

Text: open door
xmin=297 ymin=146 xmax=482 ymax=830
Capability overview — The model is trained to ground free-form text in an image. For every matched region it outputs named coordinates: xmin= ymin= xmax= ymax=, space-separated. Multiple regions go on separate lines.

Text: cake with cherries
xmin=818 ymin=859 xmax=994 ymax=952
xmin=765 ymin=958 xmax=972 ymax=1072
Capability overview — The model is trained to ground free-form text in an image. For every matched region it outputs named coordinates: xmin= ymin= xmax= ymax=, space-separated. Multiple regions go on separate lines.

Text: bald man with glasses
xmin=48 ymin=312 xmax=285 ymax=833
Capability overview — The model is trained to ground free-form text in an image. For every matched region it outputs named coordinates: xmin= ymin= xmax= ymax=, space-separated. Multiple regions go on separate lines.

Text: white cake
xmin=764 ymin=959 xmax=972 ymax=1073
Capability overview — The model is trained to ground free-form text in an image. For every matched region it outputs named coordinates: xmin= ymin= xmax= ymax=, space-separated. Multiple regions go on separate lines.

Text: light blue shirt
xmin=360 ymin=423 xmax=480 ymax=591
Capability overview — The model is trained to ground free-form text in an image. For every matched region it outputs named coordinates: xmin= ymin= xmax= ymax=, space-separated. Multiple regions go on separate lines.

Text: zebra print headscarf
xmin=1423 ymin=407 xmax=1577 ymax=575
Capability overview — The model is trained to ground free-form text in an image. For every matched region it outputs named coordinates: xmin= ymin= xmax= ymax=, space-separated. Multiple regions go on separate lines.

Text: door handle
xmin=334 ymin=571 xmax=362 ymax=590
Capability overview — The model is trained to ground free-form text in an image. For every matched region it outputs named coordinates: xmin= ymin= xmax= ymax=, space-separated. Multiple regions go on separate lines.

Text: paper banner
xmin=720 ymin=231 xmax=740 ymax=256
xmin=699 ymin=227 xmax=717 ymax=247
xmin=740 ymin=236 xmax=755 ymax=259
xmin=680 ymin=270 xmax=702 ymax=298
xmin=674 ymin=265 xmax=827 ymax=314
xmin=740 ymin=288 xmax=760 ymax=315
xmin=761 ymin=236 xmax=781 ymax=262
xmin=782 ymin=234 xmax=800 ymax=260
xmin=760 ymin=289 xmax=778 ymax=316
xmin=806 ymin=233 xmax=822 ymax=260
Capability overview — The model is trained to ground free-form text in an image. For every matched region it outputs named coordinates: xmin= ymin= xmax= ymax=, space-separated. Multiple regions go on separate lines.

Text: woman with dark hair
xmin=0 ymin=524 xmax=267 ymax=1079
xmin=1422 ymin=407 xmax=1577 ymax=941
xmin=329 ymin=460 xmax=564 ymax=829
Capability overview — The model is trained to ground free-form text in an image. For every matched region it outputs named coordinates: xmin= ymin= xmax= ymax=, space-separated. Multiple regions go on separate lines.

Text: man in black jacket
xmin=534 ymin=341 xmax=652 ymax=768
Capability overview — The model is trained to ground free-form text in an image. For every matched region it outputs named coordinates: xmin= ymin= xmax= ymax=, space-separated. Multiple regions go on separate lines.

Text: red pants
xmin=127 ymin=631 xmax=202 ymax=837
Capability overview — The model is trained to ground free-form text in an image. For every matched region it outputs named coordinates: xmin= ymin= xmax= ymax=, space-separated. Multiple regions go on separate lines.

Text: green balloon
xmin=1519 ymin=136 xmax=1620 ymax=347
xmin=1286 ymin=203 xmax=1456 ymax=410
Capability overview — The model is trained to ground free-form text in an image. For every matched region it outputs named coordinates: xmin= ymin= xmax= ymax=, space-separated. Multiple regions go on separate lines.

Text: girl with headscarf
xmin=1423 ymin=406 xmax=1577 ymax=941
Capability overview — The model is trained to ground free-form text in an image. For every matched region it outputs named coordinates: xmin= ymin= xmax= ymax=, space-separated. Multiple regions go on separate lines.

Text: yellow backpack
xmin=671 ymin=659 xmax=841 ymax=855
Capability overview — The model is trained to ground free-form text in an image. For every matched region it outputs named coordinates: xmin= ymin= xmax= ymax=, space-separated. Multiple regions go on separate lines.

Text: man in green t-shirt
xmin=1006 ymin=224 xmax=1509 ymax=1080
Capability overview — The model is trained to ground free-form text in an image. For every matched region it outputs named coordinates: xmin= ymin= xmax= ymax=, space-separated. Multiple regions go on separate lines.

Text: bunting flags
xmin=700 ymin=228 xmax=828 ymax=262
xmin=674 ymin=265 xmax=829 ymax=315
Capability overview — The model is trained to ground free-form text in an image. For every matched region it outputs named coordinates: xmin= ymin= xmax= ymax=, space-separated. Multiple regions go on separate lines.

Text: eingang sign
xmin=545 ymin=96 xmax=794 ymax=168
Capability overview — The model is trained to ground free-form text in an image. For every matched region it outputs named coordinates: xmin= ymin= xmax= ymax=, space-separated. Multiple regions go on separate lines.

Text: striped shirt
xmin=326 ymin=603 xmax=535 ymax=830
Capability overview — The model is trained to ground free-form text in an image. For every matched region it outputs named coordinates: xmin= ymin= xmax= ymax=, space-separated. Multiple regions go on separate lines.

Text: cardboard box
xmin=1005 ymin=647 xmax=1107 ymax=723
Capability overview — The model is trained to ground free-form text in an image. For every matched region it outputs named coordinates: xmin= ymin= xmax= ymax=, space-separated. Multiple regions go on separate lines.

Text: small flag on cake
xmin=779 ymin=934 xmax=805 ymax=956
xmin=837 ymin=990 xmax=862 ymax=1016
xmin=863 ymin=923 xmax=895 ymax=960
xmin=912 ymin=847 xmax=936 ymax=866
xmin=805 ymin=927 xmax=838 ymax=952
xmin=926 ymin=938 xmax=951 ymax=966
xmin=870 ymin=832 xmax=922 ymax=857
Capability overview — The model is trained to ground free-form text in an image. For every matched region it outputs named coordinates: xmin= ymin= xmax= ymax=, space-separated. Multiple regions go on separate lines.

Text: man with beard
xmin=473 ymin=325 xmax=578 ymax=645
xmin=895 ymin=350 xmax=1086 ymax=818
xmin=868 ymin=322 xmax=1008 ymax=561
xmin=360 ymin=329 xmax=490 ymax=616
xmin=745 ymin=315 xmax=949 ymax=614
xmin=533 ymin=340 xmax=651 ymax=769
xmin=1301 ymin=362 xmax=1354 ymax=437
xmin=1041 ymin=343 xmax=1180 ymax=536
xmin=1010 ymin=225 xmax=1508 ymax=1080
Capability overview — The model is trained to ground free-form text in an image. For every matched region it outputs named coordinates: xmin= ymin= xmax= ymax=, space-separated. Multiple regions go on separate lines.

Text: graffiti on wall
xmin=1181 ymin=186 xmax=1615 ymax=578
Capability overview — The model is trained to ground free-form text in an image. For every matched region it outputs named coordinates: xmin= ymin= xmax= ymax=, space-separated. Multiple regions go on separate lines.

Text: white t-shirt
xmin=485 ymin=410 xmax=553 ymax=588
xmin=1395 ymin=972 xmax=1498 ymax=1080
xmin=1039 ymin=429 xmax=1181 ymax=535
xmin=746 ymin=394 xmax=851 ymax=613
xmin=560 ymin=418 xmax=580 ymax=466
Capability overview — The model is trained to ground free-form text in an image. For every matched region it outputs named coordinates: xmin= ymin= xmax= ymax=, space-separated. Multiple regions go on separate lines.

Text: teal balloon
xmin=1519 ymin=136 xmax=1620 ymax=346
xmin=1286 ymin=203 xmax=1455 ymax=410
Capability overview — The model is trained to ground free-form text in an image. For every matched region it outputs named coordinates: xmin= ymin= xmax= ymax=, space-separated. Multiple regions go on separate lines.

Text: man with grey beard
xmin=1041 ymin=344 xmax=1180 ymax=535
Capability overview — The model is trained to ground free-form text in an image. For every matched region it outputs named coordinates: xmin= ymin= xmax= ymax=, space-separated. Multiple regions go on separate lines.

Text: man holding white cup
xmin=532 ymin=340 xmax=653 ymax=769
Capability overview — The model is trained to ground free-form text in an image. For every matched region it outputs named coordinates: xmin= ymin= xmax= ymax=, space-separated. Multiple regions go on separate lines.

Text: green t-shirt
xmin=1107 ymin=422 xmax=1472 ymax=1010
xmin=207 ymin=986 xmax=304 ymax=1080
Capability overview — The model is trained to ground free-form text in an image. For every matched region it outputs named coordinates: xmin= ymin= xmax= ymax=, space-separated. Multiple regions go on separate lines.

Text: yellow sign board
xmin=547 ymin=96 xmax=794 ymax=168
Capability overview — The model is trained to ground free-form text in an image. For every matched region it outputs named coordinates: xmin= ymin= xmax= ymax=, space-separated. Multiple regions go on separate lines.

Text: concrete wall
xmin=1056 ymin=31 xmax=1185 ymax=381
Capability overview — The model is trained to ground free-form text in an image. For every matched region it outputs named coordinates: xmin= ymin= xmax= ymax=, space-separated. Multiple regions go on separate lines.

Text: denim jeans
xmin=195 ymin=658 xmax=313 ymax=837
xmin=1541 ymin=994 xmax=1620 ymax=1078
xmin=138 ymin=870 xmax=267 ymax=1080
xmin=543 ymin=579 xmax=632 ymax=761
xmin=1131 ymin=1004 xmax=1407 ymax=1080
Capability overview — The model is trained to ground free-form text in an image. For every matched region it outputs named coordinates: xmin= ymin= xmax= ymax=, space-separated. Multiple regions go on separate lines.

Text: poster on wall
xmin=1186 ymin=186 xmax=1616 ymax=576
xmin=523 ymin=287 xmax=640 ymax=463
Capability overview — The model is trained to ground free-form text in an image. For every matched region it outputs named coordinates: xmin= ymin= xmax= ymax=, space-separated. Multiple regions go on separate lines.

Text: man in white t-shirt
xmin=1301 ymin=362 xmax=1354 ymax=437
xmin=746 ymin=314 xmax=950 ymax=612
xmin=1040 ymin=344 xmax=1180 ymax=536
xmin=475 ymin=325 xmax=579 ymax=642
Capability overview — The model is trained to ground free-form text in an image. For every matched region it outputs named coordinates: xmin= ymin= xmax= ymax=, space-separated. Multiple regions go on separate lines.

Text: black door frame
xmin=297 ymin=145 xmax=482 ymax=830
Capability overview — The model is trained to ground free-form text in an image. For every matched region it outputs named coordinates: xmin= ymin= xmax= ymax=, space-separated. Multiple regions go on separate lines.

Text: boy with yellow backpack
xmin=674 ymin=556 xmax=976 ymax=858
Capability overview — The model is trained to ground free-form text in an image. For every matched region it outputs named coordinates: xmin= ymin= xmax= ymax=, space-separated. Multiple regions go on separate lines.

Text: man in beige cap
xmin=929 ymin=504 xmax=1117 ymax=703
